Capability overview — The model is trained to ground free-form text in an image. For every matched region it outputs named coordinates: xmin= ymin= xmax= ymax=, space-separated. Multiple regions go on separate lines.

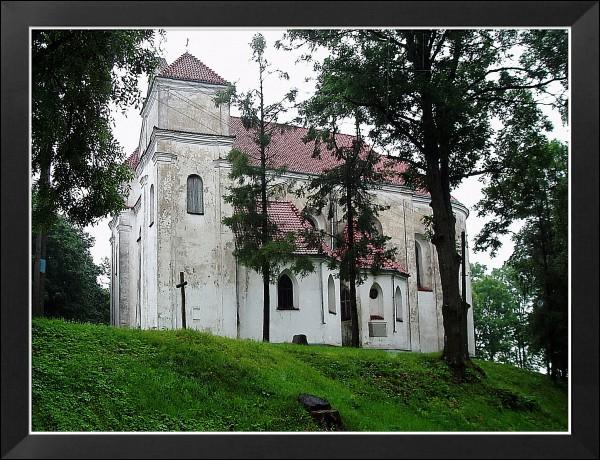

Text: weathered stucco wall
xmin=154 ymin=135 xmax=237 ymax=336
xmin=238 ymin=261 xmax=343 ymax=345
xmin=109 ymin=73 xmax=474 ymax=354
xmin=156 ymin=78 xmax=230 ymax=137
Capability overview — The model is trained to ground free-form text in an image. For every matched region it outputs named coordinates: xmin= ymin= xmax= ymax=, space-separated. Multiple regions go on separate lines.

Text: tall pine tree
xmin=216 ymin=34 xmax=312 ymax=342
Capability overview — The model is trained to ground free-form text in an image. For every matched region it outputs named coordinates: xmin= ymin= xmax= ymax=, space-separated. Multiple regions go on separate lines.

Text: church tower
xmin=110 ymin=53 xmax=239 ymax=335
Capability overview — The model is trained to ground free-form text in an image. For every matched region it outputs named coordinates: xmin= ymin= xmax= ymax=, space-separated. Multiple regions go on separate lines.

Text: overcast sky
xmin=84 ymin=28 xmax=569 ymax=274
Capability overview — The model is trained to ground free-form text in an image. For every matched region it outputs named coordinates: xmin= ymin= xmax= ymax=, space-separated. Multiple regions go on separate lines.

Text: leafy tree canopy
xmin=34 ymin=193 xmax=109 ymax=323
xmin=32 ymin=30 xmax=161 ymax=229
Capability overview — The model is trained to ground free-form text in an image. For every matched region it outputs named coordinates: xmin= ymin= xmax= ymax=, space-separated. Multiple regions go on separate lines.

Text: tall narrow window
xmin=340 ymin=286 xmax=351 ymax=321
xmin=187 ymin=175 xmax=204 ymax=214
xmin=149 ymin=184 xmax=155 ymax=226
xmin=415 ymin=242 xmax=422 ymax=288
xmin=277 ymin=274 xmax=295 ymax=310
xmin=327 ymin=275 xmax=336 ymax=314
xmin=369 ymin=283 xmax=384 ymax=320
xmin=395 ymin=286 xmax=403 ymax=322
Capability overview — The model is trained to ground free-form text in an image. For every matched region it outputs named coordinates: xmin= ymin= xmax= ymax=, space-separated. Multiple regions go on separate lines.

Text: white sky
xmin=85 ymin=29 xmax=569 ymax=273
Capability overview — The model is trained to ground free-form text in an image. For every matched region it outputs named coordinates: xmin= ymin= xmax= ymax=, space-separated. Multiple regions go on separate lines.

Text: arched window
xmin=327 ymin=275 xmax=336 ymax=314
xmin=369 ymin=283 xmax=384 ymax=320
xmin=415 ymin=236 xmax=431 ymax=290
xmin=371 ymin=217 xmax=383 ymax=237
xmin=277 ymin=274 xmax=295 ymax=310
xmin=187 ymin=175 xmax=204 ymax=214
xmin=149 ymin=184 xmax=155 ymax=226
xmin=340 ymin=286 xmax=351 ymax=321
xmin=395 ymin=286 xmax=403 ymax=322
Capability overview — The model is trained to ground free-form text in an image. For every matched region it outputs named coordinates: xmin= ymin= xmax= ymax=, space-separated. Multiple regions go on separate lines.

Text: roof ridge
xmin=229 ymin=116 xmax=357 ymax=139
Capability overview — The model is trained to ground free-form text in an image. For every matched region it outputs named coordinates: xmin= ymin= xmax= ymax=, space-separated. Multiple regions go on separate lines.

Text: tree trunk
xmin=32 ymin=231 xmax=44 ymax=317
xmin=32 ymin=161 xmax=51 ymax=317
xmin=346 ymin=188 xmax=360 ymax=347
xmin=429 ymin=176 xmax=468 ymax=379
xmin=262 ymin=262 xmax=270 ymax=342
xmin=258 ymin=55 xmax=270 ymax=343
xmin=410 ymin=31 xmax=469 ymax=379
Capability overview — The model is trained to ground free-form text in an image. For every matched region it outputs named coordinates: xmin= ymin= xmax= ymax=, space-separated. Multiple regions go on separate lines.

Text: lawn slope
xmin=32 ymin=319 xmax=567 ymax=431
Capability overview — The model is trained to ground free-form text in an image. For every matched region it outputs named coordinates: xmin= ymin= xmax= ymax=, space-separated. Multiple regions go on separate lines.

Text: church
xmin=109 ymin=52 xmax=475 ymax=354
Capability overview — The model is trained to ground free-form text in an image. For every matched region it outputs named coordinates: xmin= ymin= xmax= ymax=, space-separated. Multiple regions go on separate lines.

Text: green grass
xmin=32 ymin=318 xmax=567 ymax=432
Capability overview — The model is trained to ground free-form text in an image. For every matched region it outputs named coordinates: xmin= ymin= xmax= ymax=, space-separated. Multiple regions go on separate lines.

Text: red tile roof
xmin=332 ymin=226 xmax=410 ymax=276
xmin=265 ymin=201 xmax=325 ymax=256
xmin=125 ymin=147 xmax=140 ymax=170
xmin=266 ymin=201 xmax=409 ymax=276
xmin=230 ymin=117 xmax=459 ymax=203
xmin=157 ymin=52 xmax=228 ymax=86
xmin=230 ymin=117 xmax=409 ymax=186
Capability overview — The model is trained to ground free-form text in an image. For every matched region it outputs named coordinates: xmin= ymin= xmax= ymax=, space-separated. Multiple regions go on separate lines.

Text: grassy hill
xmin=32 ymin=318 xmax=567 ymax=432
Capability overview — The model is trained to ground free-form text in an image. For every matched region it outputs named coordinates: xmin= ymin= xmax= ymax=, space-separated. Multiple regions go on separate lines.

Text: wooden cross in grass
xmin=176 ymin=271 xmax=188 ymax=329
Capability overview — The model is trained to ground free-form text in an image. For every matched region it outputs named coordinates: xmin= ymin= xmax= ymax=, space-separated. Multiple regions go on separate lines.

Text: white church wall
xmin=238 ymin=261 xmax=343 ymax=345
xmin=139 ymin=88 xmax=159 ymax=156
xmin=138 ymin=158 xmax=159 ymax=329
xmin=373 ymin=187 xmax=422 ymax=351
xmin=156 ymin=78 xmax=230 ymax=137
xmin=417 ymin=290 xmax=440 ymax=353
xmin=109 ymin=63 xmax=476 ymax=353
xmin=154 ymin=135 xmax=236 ymax=336
xmin=358 ymin=273 xmax=411 ymax=349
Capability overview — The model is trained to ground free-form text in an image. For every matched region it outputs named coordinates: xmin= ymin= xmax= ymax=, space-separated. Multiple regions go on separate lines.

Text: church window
xmin=277 ymin=273 xmax=295 ymax=310
xmin=340 ymin=286 xmax=351 ymax=321
xmin=415 ymin=241 xmax=422 ymax=288
xmin=149 ymin=184 xmax=155 ymax=226
xmin=395 ymin=286 xmax=403 ymax=321
xmin=187 ymin=175 xmax=204 ymax=214
xmin=372 ymin=217 xmax=383 ymax=237
xmin=327 ymin=275 xmax=336 ymax=314
xmin=414 ymin=236 xmax=432 ymax=290
xmin=369 ymin=283 xmax=384 ymax=320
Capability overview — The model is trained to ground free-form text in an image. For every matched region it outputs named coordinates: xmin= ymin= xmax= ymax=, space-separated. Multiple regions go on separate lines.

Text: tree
xmin=216 ymin=34 xmax=311 ymax=342
xmin=471 ymin=262 xmax=542 ymax=369
xmin=296 ymin=102 xmax=397 ymax=347
xmin=475 ymin=139 xmax=568 ymax=379
xmin=283 ymin=29 xmax=567 ymax=379
xmin=32 ymin=30 xmax=161 ymax=316
xmin=471 ymin=263 xmax=516 ymax=362
xmin=32 ymin=202 xmax=110 ymax=324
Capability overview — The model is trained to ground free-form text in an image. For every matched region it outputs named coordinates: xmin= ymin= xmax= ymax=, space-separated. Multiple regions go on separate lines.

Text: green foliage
xmin=472 ymin=264 xmax=518 ymax=362
xmin=296 ymin=110 xmax=398 ymax=283
xmin=475 ymin=140 xmax=568 ymax=379
xmin=32 ymin=319 xmax=567 ymax=432
xmin=283 ymin=29 xmax=567 ymax=191
xmin=35 ymin=213 xmax=109 ymax=324
xmin=217 ymin=34 xmax=312 ymax=284
xmin=472 ymin=263 xmax=542 ymax=370
xmin=282 ymin=29 xmax=567 ymax=373
xmin=32 ymin=30 xmax=161 ymax=228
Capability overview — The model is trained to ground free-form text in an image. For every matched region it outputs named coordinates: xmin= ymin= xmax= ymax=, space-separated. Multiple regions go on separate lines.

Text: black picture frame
xmin=2 ymin=1 xmax=598 ymax=458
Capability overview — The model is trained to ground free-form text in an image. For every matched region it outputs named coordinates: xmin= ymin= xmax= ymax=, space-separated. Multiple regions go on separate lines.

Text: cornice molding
xmin=152 ymin=151 xmax=178 ymax=165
